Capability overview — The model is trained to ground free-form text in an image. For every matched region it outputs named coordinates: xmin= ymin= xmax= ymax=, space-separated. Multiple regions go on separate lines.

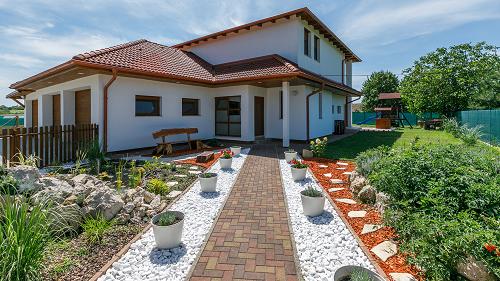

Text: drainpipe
xmin=306 ymin=83 xmax=324 ymax=141
xmin=103 ymin=69 xmax=118 ymax=152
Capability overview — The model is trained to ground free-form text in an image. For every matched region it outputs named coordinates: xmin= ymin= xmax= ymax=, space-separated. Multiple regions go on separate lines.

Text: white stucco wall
xmin=188 ymin=19 xmax=301 ymax=64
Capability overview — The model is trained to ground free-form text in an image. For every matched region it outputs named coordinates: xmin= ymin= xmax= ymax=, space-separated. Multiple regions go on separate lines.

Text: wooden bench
xmin=152 ymin=128 xmax=203 ymax=155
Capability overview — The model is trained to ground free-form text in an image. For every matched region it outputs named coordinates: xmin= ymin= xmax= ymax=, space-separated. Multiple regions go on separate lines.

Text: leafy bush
xmin=355 ymin=146 xmax=389 ymax=177
xmin=442 ymin=118 xmax=483 ymax=145
xmin=366 ymin=144 xmax=500 ymax=280
xmin=0 ymin=196 xmax=62 ymax=281
xmin=442 ymin=118 xmax=461 ymax=138
xmin=310 ymin=137 xmax=328 ymax=157
xmin=147 ymin=179 xmax=170 ymax=195
xmin=82 ymin=214 xmax=113 ymax=244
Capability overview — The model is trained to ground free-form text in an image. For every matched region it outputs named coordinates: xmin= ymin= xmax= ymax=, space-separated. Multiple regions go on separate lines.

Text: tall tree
xmin=400 ymin=42 xmax=500 ymax=116
xmin=361 ymin=71 xmax=399 ymax=111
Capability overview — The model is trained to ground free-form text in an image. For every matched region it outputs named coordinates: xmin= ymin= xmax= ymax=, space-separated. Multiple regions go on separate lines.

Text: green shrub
xmin=301 ymin=186 xmax=323 ymax=197
xmin=147 ymin=179 xmax=170 ymax=195
xmin=82 ymin=214 xmax=113 ymax=244
xmin=459 ymin=124 xmax=483 ymax=146
xmin=355 ymin=145 xmax=389 ymax=177
xmin=0 ymin=196 xmax=59 ymax=281
xmin=156 ymin=212 xmax=178 ymax=226
xmin=366 ymin=144 xmax=500 ymax=280
xmin=310 ymin=137 xmax=328 ymax=157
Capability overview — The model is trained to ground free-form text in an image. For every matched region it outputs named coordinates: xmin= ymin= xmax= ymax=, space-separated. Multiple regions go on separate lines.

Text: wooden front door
xmin=254 ymin=96 xmax=264 ymax=136
xmin=52 ymin=94 xmax=61 ymax=126
xmin=32 ymin=100 xmax=38 ymax=128
xmin=75 ymin=90 xmax=91 ymax=125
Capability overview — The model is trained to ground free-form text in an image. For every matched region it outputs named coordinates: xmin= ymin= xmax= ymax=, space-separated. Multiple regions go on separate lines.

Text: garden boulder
xmin=350 ymin=176 xmax=367 ymax=196
xmin=32 ymin=177 xmax=74 ymax=204
xmin=358 ymin=185 xmax=376 ymax=204
xmin=375 ymin=192 xmax=390 ymax=214
xmin=82 ymin=188 xmax=124 ymax=220
xmin=457 ymin=256 xmax=498 ymax=281
xmin=8 ymin=165 xmax=41 ymax=192
xmin=50 ymin=203 xmax=83 ymax=234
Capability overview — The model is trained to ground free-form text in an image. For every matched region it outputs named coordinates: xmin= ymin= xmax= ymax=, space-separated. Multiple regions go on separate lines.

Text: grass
xmin=325 ymin=127 xmax=462 ymax=160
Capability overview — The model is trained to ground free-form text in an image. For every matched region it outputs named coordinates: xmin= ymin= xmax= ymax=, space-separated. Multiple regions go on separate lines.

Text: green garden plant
xmin=156 ymin=212 xmax=178 ymax=226
xmin=301 ymin=186 xmax=322 ymax=197
xmin=128 ymin=161 xmax=144 ymax=188
xmin=115 ymin=159 xmax=127 ymax=190
xmin=310 ymin=137 xmax=328 ymax=157
xmin=147 ymin=178 xmax=170 ymax=195
xmin=0 ymin=166 xmax=18 ymax=195
xmin=350 ymin=269 xmax=373 ymax=281
xmin=82 ymin=214 xmax=114 ymax=244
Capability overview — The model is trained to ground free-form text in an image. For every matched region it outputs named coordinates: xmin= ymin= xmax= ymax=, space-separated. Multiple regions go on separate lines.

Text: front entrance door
xmin=254 ymin=96 xmax=264 ymax=136
xmin=75 ymin=90 xmax=91 ymax=126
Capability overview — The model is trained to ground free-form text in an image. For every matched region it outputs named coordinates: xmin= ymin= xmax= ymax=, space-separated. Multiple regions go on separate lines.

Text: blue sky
xmin=0 ymin=0 xmax=499 ymax=105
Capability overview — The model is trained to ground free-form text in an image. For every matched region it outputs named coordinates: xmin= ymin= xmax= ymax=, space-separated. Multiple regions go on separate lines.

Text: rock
xmin=358 ymin=185 xmax=376 ymax=204
xmin=389 ymin=273 xmax=417 ymax=281
xmin=347 ymin=211 xmax=367 ymax=218
xmin=158 ymin=201 xmax=168 ymax=212
xmin=82 ymin=188 xmax=124 ymax=220
xmin=302 ymin=149 xmax=313 ymax=159
xmin=115 ymin=212 xmax=131 ymax=225
xmin=371 ymin=241 xmax=397 ymax=262
xmin=131 ymin=206 xmax=146 ymax=222
xmin=32 ymin=177 xmax=74 ymax=205
xmin=150 ymin=196 xmax=161 ymax=211
xmin=8 ymin=165 xmax=41 ymax=192
xmin=349 ymin=170 xmax=360 ymax=182
xmin=146 ymin=209 xmax=156 ymax=217
xmin=71 ymin=174 xmax=95 ymax=185
xmin=123 ymin=202 xmax=135 ymax=214
xmin=457 ymin=256 xmax=498 ymax=281
xmin=50 ymin=203 xmax=83 ymax=234
xmin=166 ymin=190 xmax=182 ymax=198
xmin=361 ymin=224 xmax=383 ymax=234
xmin=350 ymin=176 xmax=366 ymax=196
xmin=335 ymin=198 xmax=357 ymax=205
xmin=132 ymin=197 xmax=144 ymax=208
xmin=328 ymin=187 xmax=344 ymax=192
xmin=63 ymin=195 xmax=78 ymax=206
xmin=375 ymin=192 xmax=390 ymax=214
xmin=143 ymin=191 xmax=155 ymax=204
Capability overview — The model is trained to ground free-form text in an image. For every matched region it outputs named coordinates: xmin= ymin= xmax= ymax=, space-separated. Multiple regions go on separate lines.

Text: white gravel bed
xmin=98 ymin=149 xmax=250 ymax=281
xmin=279 ymin=159 xmax=374 ymax=281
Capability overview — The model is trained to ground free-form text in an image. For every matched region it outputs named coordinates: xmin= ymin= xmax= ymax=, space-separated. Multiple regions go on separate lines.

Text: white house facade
xmin=7 ymin=7 xmax=361 ymax=152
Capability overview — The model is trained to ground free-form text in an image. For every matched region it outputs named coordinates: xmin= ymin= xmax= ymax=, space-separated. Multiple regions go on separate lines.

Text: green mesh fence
xmin=0 ymin=116 xmax=24 ymax=127
xmin=456 ymin=109 xmax=500 ymax=145
xmin=352 ymin=112 xmax=440 ymax=126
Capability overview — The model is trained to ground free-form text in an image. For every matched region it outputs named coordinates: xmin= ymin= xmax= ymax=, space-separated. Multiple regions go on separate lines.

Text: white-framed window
xmin=304 ymin=28 xmax=311 ymax=57
xmin=313 ymin=35 xmax=320 ymax=61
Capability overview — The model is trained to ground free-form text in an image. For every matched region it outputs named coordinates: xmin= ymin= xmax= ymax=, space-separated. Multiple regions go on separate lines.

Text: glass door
xmin=215 ymin=96 xmax=241 ymax=137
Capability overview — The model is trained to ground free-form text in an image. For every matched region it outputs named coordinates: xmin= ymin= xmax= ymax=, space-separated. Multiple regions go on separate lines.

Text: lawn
xmin=325 ymin=127 xmax=461 ymax=160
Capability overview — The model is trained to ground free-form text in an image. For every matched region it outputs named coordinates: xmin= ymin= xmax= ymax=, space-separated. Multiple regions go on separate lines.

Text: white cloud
xmin=0 ymin=53 xmax=43 ymax=68
xmin=338 ymin=0 xmax=500 ymax=44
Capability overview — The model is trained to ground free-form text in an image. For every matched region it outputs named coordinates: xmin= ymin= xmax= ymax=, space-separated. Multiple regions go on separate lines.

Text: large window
xmin=182 ymin=98 xmax=199 ymax=116
xmin=215 ymin=96 xmax=241 ymax=137
xmin=304 ymin=28 xmax=311 ymax=56
xmin=314 ymin=35 xmax=320 ymax=61
xmin=135 ymin=95 xmax=161 ymax=116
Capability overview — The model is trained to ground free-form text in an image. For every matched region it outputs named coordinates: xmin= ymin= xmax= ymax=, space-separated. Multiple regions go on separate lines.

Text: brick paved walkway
xmin=190 ymin=145 xmax=299 ymax=281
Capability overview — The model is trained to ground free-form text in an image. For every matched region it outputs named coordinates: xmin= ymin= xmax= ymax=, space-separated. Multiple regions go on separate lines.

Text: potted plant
xmin=199 ymin=172 xmax=217 ymax=192
xmin=230 ymin=146 xmax=241 ymax=156
xmin=151 ymin=211 xmax=184 ymax=249
xmin=284 ymin=149 xmax=297 ymax=162
xmin=300 ymin=186 xmax=325 ymax=217
xmin=334 ymin=265 xmax=384 ymax=281
xmin=290 ymin=159 xmax=308 ymax=181
xmin=219 ymin=149 xmax=233 ymax=169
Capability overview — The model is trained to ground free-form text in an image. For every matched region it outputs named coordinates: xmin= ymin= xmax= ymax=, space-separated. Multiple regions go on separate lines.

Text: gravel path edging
xmin=95 ymin=149 xmax=250 ymax=281
xmin=279 ymin=158 xmax=375 ymax=281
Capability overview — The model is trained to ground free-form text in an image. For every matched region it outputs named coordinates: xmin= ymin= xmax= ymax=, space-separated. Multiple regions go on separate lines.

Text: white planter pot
xmin=230 ymin=146 xmax=241 ymax=156
xmin=152 ymin=211 xmax=184 ymax=249
xmin=199 ymin=174 xmax=217 ymax=192
xmin=302 ymin=149 xmax=314 ymax=159
xmin=300 ymin=193 xmax=325 ymax=217
xmin=291 ymin=167 xmax=307 ymax=181
xmin=284 ymin=151 xmax=298 ymax=162
xmin=219 ymin=158 xmax=233 ymax=169
xmin=334 ymin=265 xmax=384 ymax=281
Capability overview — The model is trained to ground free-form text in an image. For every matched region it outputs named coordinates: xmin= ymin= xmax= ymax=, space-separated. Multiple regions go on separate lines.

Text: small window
xmin=135 ymin=95 xmax=161 ymax=116
xmin=337 ymin=105 xmax=342 ymax=114
xmin=304 ymin=28 xmax=311 ymax=56
xmin=318 ymin=93 xmax=323 ymax=119
xmin=279 ymin=91 xmax=283 ymax=119
xmin=182 ymin=98 xmax=199 ymax=116
xmin=314 ymin=36 xmax=320 ymax=61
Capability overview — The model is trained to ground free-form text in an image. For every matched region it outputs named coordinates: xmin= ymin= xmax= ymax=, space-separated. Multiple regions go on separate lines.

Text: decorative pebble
xmin=389 ymin=272 xmax=418 ymax=281
xmin=97 ymin=149 xmax=250 ymax=281
xmin=335 ymin=198 xmax=357 ymax=204
xmin=280 ymin=158 xmax=373 ymax=281
xmin=328 ymin=187 xmax=344 ymax=192
xmin=323 ymin=173 xmax=332 ymax=178
xmin=335 ymin=167 xmax=346 ymax=170
xmin=318 ymin=164 xmax=328 ymax=168
xmin=337 ymin=162 xmax=349 ymax=166
xmin=342 ymin=172 xmax=353 ymax=175
xmin=348 ymin=211 xmax=367 ymax=218
xmin=361 ymin=224 xmax=383 ymax=234
xmin=189 ymin=166 xmax=199 ymax=170
xmin=371 ymin=241 xmax=397 ymax=262
xmin=330 ymin=179 xmax=345 ymax=184
xmin=189 ymin=171 xmax=202 ymax=175
xmin=166 ymin=181 xmax=178 ymax=187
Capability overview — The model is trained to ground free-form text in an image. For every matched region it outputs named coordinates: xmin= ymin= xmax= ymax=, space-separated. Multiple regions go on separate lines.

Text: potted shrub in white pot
xmin=290 ymin=159 xmax=308 ymax=181
xmin=219 ymin=149 xmax=233 ymax=169
xmin=230 ymin=146 xmax=241 ymax=156
xmin=300 ymin=186 xmax=325 ymax=217
xmin=152 ymin=211 xmax=184 ymax=249
xmin=284 ymin=149 xmax=297 ymax=162
xmin=334 ymin=265 xmax=384 ymax=281
xmin=199 ymin=172 xmax=217 ymax=192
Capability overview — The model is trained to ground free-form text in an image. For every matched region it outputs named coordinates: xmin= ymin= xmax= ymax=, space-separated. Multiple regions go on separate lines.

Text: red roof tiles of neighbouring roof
xmin=378 ymin=93 xmax=401 ymax=100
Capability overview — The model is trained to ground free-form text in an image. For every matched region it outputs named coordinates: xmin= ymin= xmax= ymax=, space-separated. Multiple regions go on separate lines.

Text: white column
xmin=39 ymin=95 xmax=53 ymax=126
xmin=61 ymin=90 xmax=75 ymax=125
xmin=282 ymin=81 xmax=290 ymax=147
xmin=25 ymin=100 xmax=32 ymax=128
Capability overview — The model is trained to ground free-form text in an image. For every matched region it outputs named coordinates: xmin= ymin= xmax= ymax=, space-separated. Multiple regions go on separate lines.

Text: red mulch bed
xmin=303 ymin=158 xmax=424 ymax=281
xmin=176 ymin=150 xmax=222 ymax=169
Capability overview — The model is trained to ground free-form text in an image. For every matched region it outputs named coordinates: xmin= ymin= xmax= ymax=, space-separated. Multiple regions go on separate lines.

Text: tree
xmin=361 ymin=71 xmax=399 ymax=111
xmin=400 ymin=42 xmax=500 ymax=116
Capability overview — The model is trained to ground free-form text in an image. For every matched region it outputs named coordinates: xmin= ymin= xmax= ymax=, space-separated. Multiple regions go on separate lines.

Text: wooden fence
xmin=0 ymin=124 xmax=99 ymax=167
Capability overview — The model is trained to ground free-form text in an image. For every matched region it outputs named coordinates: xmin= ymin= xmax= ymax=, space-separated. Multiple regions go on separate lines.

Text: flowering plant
xmin=290 ymin=159 xmax=308 ymax=169
xmin=220 ymin=149 xmax=233 ymax=159
xmin=484 ymin=243 xmax=500 ymax=257
xmin=310 ymin=137 xmax=328 ymax=157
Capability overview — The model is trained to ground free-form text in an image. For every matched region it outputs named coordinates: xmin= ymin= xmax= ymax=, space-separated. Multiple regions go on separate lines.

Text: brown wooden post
xmin=34 ymin=127 xmax=39 ymax=163
xmin=1 ymin=129 xmax=7 ymax=166
xmin=21 ymin=127 xmax=27 ymax=157
xmin=27 ymin=127 xmax=33 ymax=156
xmin=71 ymin=125 xmax=76 ymax=160
xmin=9 ymin=128 xmax=15 ymax=164
xmin=54 ymin=125 xmax=59 ymax=164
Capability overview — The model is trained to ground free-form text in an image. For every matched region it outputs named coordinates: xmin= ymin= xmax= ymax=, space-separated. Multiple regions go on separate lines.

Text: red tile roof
xmin=378 ymin=93 xmax=401 ymax=100
xmin=10 ymin=39 xmax=361 ymax=96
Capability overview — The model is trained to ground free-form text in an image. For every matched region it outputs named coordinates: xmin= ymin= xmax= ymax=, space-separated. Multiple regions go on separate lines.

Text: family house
xmin=7 ymin=7 xmax=361 ymax=152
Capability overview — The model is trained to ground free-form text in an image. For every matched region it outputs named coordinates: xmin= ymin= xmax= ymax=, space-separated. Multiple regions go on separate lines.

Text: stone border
xmin=89 ymin=150 xmax=249 ymax=281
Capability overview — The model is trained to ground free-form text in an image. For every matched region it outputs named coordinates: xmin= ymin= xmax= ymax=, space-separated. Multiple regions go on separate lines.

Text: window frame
xmin=135 ymin=95 xmax=161 ymax=117
xmin=182 ymin=98 xmax=200 ymax=116
xmin=318 ymin=92 xmax=323 ymax=119
xmin=279 ymin=90 xmax=283 ymax=119
xmin=313 ymin=35 xmax=320 ymax=61
xmin=304 ymin=28 xmax=311 ymax=57
xmin=337 ymin=105 xmax=342 ymax=114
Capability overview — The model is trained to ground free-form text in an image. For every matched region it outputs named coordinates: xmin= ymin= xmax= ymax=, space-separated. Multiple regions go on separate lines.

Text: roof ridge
xmin=73 ymin=39 xmax=148 ymax=60
xmin=213 ymin=54 xmax=285 ymax=67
